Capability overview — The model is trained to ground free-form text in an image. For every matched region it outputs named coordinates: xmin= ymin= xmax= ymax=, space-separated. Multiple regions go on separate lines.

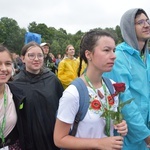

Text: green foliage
xmin=101 ymin=98 xmax=134 ymax=125
xmin=0 ymin=17 xmax=123 ymax=56
xmin=0 ymin=17 xmax=26 ymax=53
xmin=115 ymin=25 xmax=123 ymax=44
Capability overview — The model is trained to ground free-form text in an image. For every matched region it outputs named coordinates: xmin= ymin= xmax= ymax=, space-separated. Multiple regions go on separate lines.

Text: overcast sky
xmin=1 ymin=0 xmax=150 ymax=34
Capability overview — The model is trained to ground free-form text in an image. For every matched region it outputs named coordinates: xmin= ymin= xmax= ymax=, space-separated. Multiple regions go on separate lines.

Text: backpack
xmin=70 ymin=77 xmax=115 ymax=136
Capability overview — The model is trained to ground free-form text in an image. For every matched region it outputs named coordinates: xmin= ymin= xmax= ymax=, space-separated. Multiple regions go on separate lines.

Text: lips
xmin=107 ymin=62 xmax=114 ymax=66
xmin=33 ymin=63 xmax=40 ymax=65
xmin=0 ymin=74 xmax=7 ymax=79
xmin=0 ymin=74 xmax=7 ymax=76
xmin=143 ymin=30 xmax=150 ymax=34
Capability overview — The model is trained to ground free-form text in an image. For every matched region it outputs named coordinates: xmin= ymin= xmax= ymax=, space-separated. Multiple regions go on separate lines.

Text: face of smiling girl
xmin=0 ymin=51 xmax=13 ymax=85
xmin=22 ymin=46 xmax=44 ymax=74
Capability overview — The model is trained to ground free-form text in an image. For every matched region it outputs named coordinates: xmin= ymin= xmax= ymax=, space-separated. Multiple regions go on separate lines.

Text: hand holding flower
xmin=114 ymin=120 xmax=128 ymax=136
xmin=101 ymin=82 xmax=133 ymax=136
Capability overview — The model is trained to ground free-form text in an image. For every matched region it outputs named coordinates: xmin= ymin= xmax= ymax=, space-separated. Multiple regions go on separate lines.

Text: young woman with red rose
xmin=54 ymin=30 xmax=128 ymax=150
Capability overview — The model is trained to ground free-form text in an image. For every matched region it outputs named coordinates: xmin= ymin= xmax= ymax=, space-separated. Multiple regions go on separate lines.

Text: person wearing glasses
xmin=103 ymin=8 xmax=150 ymax=150
xmin=12 ymin=42 xmax=64 ymax=150
xmin=57 ymin=44 xmax=79 ymax=89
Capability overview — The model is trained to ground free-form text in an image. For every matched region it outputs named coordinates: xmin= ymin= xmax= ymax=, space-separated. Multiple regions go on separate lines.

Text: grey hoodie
xmin=120 ymin=8 xmax=149 ymax=51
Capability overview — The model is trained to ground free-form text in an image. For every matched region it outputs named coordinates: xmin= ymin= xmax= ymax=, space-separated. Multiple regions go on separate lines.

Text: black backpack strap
xmin=70 ymin=78 xmax=90 ymax=136
xmin=102 ymin=77 xmax=115 ymax=95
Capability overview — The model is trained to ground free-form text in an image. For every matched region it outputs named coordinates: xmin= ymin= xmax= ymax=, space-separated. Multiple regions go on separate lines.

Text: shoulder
xmin=64 ymin=84 xmax=79 ymax=97
xmin=57 ymin=85 xmax=79 ymax=123
xmin=13 ymin=70 xmax=25 ymax=80
xmin=7 ymin=82 xmax=25 ymax=101
xmin=58 ymin=58 xmax=66 ymax=65
xmin=43 ymin=68 xmax=63 ymax=85
xmin=60 ymin=84 xmax=79 ymax=105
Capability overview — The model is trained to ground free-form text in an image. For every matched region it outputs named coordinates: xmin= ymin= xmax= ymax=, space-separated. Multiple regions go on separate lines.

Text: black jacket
xmin=12 ymin=68 xmax=64 ymax=150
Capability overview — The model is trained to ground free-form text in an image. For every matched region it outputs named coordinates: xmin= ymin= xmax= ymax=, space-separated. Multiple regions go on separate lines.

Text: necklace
xmin=0 ymin=91 xmax=7 ymax=145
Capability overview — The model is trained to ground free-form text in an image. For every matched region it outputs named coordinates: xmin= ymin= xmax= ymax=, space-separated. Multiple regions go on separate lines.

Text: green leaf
xmin=119 ymin=98 xmax=134 ymax=108
xmin=109 ymin=111 xmax=117 ymax=120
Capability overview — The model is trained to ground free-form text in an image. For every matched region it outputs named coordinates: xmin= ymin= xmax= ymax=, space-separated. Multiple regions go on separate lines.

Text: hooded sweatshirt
xmin=103 ymin=8 xmax=150 ymax=150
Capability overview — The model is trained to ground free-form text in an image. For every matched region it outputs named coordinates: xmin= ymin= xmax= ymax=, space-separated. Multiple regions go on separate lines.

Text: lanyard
xmin=84 ymin=73 xmax=107 ymax=96
xmin=84 ymin=73 xmax=109 ymax=110
xmin=0 ymin=92 xmax=7 ymax=145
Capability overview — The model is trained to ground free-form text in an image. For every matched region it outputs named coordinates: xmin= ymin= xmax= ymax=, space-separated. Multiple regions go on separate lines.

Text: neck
xmin=138 ymin=40 xmax=146 ymax=51
xmin=68 ymin=55 xmax=74 ymax=59
xmin=0 ymin=85 xmax=5 ymax=93
xmin=85 ymin=71 xmax=102 ymax=88
xmin=0 ymin=84 xmax=5 ymax=98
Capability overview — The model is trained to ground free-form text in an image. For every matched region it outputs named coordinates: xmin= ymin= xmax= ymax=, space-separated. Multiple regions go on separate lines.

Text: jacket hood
xmin=13 ymin=67 xmax=55 ymax=83
xmin=120 ymin=8 xmax=149 ymax=50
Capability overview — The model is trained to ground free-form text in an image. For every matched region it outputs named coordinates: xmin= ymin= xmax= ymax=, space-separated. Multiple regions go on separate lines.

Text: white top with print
xmin=57 ymin=80 xmax=119 ymax=138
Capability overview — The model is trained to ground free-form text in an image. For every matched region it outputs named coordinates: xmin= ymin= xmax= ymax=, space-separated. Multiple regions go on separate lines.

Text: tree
xmin=115 ymin=25 xmax=123 ymax=44
xmin=0 ymin=17 xmax=123 ymax=56
xmin=0 ymin=17 xmax=26 ymax=53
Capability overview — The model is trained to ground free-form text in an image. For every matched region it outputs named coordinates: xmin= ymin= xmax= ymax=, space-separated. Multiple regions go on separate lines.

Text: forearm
xmin=55 ymin=135 xmax=124 ymax=150
xmin=55 ymin=136 xmax=99 ymax=149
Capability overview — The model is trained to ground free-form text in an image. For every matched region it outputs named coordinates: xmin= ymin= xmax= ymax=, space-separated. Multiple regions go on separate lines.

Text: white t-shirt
xmin=57 ymin=80 xmax=118 ymax=138
xmin=0 ymin=84 xmax=17 ymax=137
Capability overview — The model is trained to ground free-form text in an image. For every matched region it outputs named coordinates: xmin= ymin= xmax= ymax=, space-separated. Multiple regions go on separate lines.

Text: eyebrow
xmin=0 ymin=60 xmax=12 ymax=63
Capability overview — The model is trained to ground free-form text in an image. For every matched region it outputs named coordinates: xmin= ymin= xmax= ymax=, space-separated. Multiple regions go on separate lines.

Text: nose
xmin=111 ymin=51 xmax=116 ymax=60
xmin=0 ymin=64 xmax=7 ymax=71
xmin=144 ymin=20 xmax=150 ymax=27
xmin=113 ymin=53 xmax=116 ymax=60
xmin=34 ymin=55 xmax=39 ymax=60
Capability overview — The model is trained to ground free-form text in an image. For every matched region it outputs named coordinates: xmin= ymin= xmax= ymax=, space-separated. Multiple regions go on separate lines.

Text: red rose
xmin=113 ymin=83 xmax=125 ymax=93
xmin=91 ymin=99 xmax=101 ymax=110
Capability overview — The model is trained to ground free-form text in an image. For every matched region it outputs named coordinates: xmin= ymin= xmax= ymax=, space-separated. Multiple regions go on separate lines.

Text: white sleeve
xmin=57 ymin=84 xmax=79 ymax=124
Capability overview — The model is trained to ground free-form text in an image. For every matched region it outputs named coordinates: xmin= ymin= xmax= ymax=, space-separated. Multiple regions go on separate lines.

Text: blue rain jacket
xmin=104 ymin=42 xmax=150 ymax=149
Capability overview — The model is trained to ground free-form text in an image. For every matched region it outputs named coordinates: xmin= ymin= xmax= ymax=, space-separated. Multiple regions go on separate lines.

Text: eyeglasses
xmin=135 ymin=19 xmax=150 ymax=27
xmin=27 ymin=53 xmax=44 ymax=60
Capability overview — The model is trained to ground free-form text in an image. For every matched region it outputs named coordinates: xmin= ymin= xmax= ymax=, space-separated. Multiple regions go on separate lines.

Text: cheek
xmin=22 ymin=57 xmax=31 ymax=64
xmin=23 ymin=60 xmax=32 ymax=69
xmin=93 ymin=55 xmax=105 ymax=67
xmin=93 ymin=54 xmax=101 ymax=62
xmin=41 ymin=60 xmax=44 ymax=65
xmin=8 ymin=67 xmax=13 ymax=76
xmin=44 ymin=49 xmax=48 ymax=53
xmin=135 ymin=26 xmax=141 ymax=37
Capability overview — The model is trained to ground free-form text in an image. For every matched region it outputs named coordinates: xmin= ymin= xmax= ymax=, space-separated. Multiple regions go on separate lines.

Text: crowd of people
xmin=0 ymin=7 xmax=150 ymax=150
